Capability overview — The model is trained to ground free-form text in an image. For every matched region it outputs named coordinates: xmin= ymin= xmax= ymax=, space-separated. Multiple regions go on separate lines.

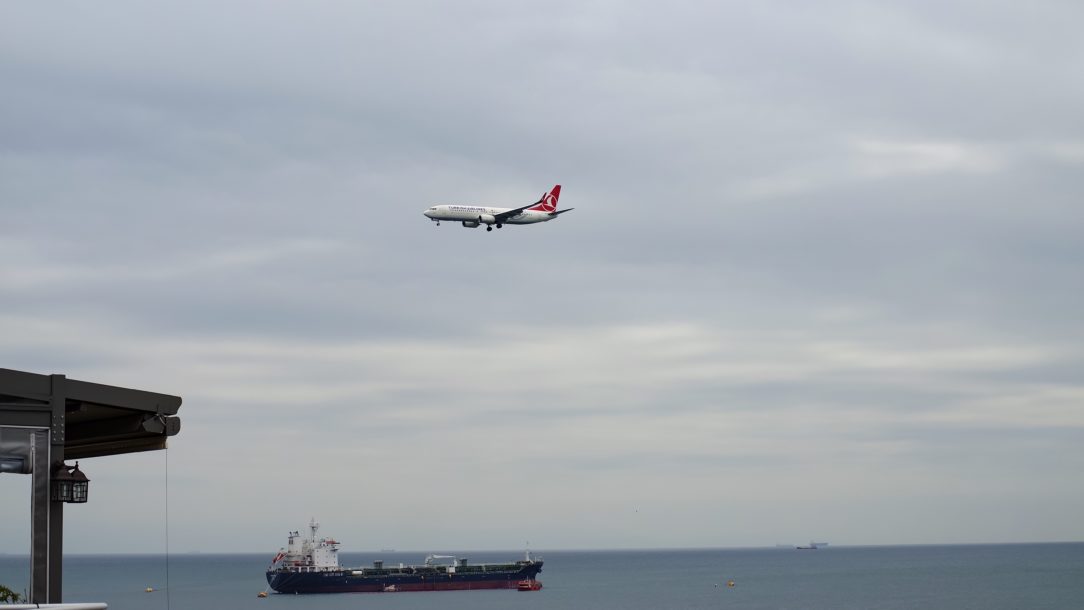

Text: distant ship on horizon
xmin=777 ymin=541 xmax=830 ymax=549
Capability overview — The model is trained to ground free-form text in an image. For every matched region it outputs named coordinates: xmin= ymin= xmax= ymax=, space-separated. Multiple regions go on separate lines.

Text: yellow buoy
xmin=145 ymin=587 xmax=155 ymax=593
xmin=257 ymin=591 xmax=268 ymax=598
xmin=727 ymin=580 xmax=735 ymax=588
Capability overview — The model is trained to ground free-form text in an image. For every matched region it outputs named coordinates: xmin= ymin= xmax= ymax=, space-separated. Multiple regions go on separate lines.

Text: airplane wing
xmin=492 ymin=198 xmax=544 ymax=223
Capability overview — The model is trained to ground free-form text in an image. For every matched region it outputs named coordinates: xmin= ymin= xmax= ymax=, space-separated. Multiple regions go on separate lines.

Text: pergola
xmin=0 ymin=367 xmax=182 ymax=604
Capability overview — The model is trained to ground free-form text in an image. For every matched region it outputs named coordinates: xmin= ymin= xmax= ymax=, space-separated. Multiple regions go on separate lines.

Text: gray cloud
xmin=2 ymin=0 xmax=1083 ymax=552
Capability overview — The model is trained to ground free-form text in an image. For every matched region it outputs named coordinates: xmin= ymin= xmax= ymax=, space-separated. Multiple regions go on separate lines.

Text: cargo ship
xmin=265 ymin=519 xmax=543 ymax=593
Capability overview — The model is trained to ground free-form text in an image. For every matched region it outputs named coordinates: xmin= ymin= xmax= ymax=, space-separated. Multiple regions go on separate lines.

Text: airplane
xmin=423 ymin=185 xmax=573 ymax=231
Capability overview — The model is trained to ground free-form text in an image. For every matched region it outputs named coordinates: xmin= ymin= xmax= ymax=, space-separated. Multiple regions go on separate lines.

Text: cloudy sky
xmin=2 ymin=0 xmax=1083 ymax=554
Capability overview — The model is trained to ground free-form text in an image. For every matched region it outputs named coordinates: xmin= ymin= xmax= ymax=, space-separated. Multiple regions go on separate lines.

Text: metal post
xmin=31 ymin=374 xmax=66 ymax=604
xmin=49 ymin=374 xmax=66 ymax=603
xmin=29 ymin=428 xmax=51 ymax=603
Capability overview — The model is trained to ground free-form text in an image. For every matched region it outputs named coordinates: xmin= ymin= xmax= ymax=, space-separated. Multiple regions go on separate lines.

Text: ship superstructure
xmin=272 ymin=518 xmax=342 ymax=572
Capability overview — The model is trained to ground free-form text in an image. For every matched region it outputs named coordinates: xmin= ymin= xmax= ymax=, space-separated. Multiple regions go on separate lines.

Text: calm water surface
xmin=2 ymin=544 xmax=1082 ymax=609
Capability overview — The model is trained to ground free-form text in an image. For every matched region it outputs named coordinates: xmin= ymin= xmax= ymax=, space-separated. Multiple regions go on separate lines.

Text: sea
xmin=2 ymin=544 xmax=1083 ymax=610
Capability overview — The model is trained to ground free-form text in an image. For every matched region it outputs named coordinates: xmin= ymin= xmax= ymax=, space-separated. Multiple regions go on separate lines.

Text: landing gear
xmin=486 ymin=226 xmax=493 ymax=231
xmin=496 ymin=223 xmax=503 ymax=229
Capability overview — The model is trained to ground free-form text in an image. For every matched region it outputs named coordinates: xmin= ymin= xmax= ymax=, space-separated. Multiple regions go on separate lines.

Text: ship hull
xmin=266 ymin=562 xmax=542 ymax=594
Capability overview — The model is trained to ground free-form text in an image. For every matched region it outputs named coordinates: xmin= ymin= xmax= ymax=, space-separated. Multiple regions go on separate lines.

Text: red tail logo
xmin=527 ymin=185 xmax=561 ymax=212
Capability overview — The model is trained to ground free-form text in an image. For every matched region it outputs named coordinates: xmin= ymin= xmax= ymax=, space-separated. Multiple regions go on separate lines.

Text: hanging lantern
xmin=51 ymin=462 xmax=90 ymax=503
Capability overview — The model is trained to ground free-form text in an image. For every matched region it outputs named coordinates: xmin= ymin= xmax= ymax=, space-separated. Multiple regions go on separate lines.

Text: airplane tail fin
xmin=527 ymin=185 xmax=561 ymax=213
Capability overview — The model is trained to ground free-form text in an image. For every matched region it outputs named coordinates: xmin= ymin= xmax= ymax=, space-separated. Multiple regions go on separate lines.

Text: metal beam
xmin=64 ymin=379 xmax=182 ymax=416
xmin=0 ymin=368 xmax=52 ymax=402
xmin=0 ymin=404 xmax=51 ymax=428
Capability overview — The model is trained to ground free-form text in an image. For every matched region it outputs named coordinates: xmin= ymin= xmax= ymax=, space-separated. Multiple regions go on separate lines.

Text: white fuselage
xmin=423 ymin=205 xmax=554 ymax=226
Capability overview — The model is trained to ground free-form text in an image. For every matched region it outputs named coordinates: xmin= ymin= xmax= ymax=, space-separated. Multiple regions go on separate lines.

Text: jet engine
xmin=461 ymin=220 xmax=480 ymax=228
xmin=477 ymin=214 xmax=497 ymax=225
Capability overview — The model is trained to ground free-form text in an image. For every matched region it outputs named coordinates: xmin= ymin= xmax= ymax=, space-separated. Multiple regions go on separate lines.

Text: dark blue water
xmin=2 ymin=544 xmax=1083 ymax=609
